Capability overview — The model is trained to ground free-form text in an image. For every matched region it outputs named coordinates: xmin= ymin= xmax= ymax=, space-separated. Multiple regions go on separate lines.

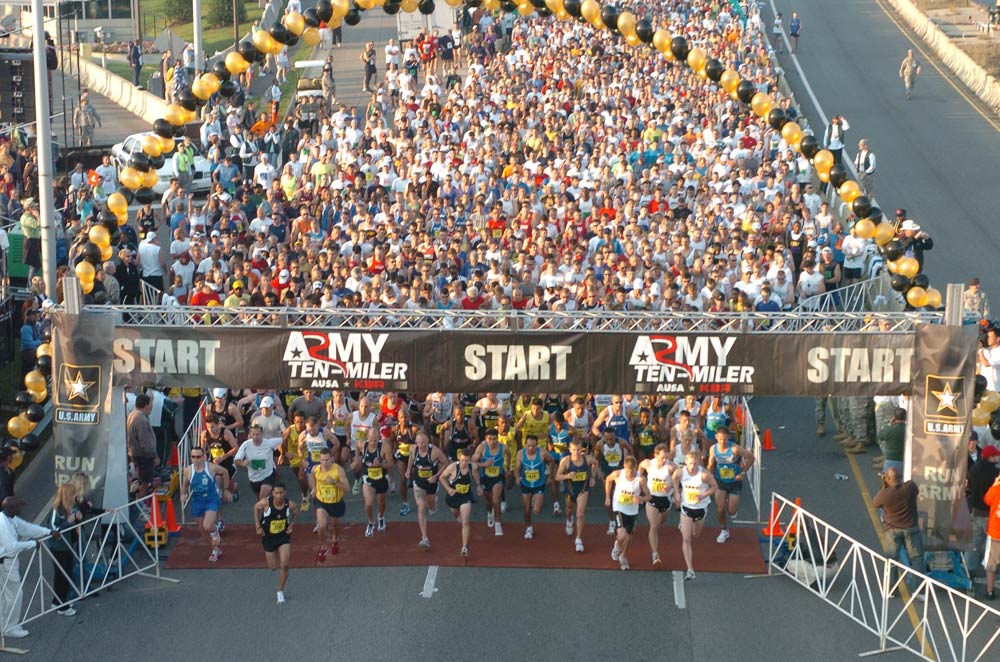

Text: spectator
xmin=0 ymin=496 xmax=59 ymax=639
xmin=964 ymin=278 xmax=991 ymax=320
xmin=47 ymin=482 xmax=82 ymax=616
xmin=126 ymin=394 xmax=159 ymax=498
xmin=967 ymin=445 xmax=1000 ymax=579
xmin=872 ymin=468 xmax=925 ymax=595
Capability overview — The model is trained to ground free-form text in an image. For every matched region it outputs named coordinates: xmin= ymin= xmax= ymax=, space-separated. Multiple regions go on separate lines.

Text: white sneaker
xmin=276 ymin=591 xmax=286 ymax=605
xmin=565 ymin=517 xmax=574 ymax=536
xmin=524 ymin=526 xmax=534 ymax=540
xmin=494 ymin=522 xmax=503 ymax=537
xmin=487 ymin=511 xmax=495 ymax=528
xmin=418 ymin=537 xmax=430 ymax=549
xmin=607 ymin=520 xmax=616 ymax=535
xmin=57 ymin=606 xmax=77 ymax=617
xmin=619 ymin=558 xmax=630 ymax=571
xmin=553 ymin=501 xmax=561 ymax=516
xmin=716 ymin=529 xmax=730 ymax=544
xmin=4 ymin=628 xmax=28 ymax=638
xmin=611 ymin=544 xmax=621 ymax=561
xmin=685 ymin=569 xmax=696 ymax=581
xmin=575 ymin=538 xmax=584 ymax=553
xmin=500 ymin=500 xmax=507 ymax=514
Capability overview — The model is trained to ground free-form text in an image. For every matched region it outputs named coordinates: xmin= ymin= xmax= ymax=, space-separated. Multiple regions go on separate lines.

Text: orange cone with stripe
xmin=762 ymin=428 xmax=776 ymax=451
xmin=761 ymin=501 xmax=785 ymax=537
xmin=164 ymin=498 xmax=181 ymax=535
xmin=145 ymin=498 xmax=164 ymax=530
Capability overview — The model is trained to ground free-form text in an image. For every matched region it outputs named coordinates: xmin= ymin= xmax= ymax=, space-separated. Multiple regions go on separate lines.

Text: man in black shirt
xmin=873 ymin=467 xmax=924 ymax=594
xmin=967 ymin=446 xmax=1000 ymax=576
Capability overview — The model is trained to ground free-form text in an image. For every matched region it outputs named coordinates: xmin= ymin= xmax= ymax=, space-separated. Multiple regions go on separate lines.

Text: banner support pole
xmin=944 ymin=284 xmax=963 ymax=327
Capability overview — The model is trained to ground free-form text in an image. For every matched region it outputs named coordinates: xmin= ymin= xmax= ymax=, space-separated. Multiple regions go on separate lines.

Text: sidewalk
xmin=49 ymin=67 xmax=150 ymax=148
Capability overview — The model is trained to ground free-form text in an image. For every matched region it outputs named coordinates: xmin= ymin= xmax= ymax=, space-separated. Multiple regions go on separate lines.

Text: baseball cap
xmin=231 ymin=280 xmax=244 ymax=290
xmin=982 ymin=445 xmax=1000 ymax=460
xmin=145 ymin=231 xmax=157 ymax=242
xmin=279 ymin=269 xmax=290 ymax=283
xmin=312 ymin=281 xmax=323 ymax=291
xmin=260 ymin=396 xmax=274 ymax=408
xmin=212 ymin=388 xmax=227 ymax=399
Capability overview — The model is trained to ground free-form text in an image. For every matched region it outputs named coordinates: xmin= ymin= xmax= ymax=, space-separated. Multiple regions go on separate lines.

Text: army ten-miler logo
xmin=55 ymin=363 xmax=101 ymax=425
xmin=923 ymin=374 xmax=966 ymax=436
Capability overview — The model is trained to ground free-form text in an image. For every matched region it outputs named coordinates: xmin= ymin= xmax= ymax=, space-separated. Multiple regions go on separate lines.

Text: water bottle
xmin=834 ymin=473 xmax=849 ymax=481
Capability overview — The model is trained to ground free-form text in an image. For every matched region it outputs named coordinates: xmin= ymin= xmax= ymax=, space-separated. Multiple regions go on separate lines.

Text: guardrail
xmin=796 ymin=274 xmax=895 ymax=313
xmin=735 ymin=397 xmax=763 ymax=522
xmin=139 ymin=279 xmax=162 ymax=306
xmin=766 ymin=493 xmax=1000 ymax=661
xmin=175 ymin=402 xmax=206 ymax=525
xmin=0 ymin=494 xmax=177 ymax=653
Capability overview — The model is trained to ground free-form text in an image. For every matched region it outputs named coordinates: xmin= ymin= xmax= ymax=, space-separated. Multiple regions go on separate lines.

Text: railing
xmin=139 ymin=279 xmax=162 ymax=306
xmin=766 ymin=493 xmax=1000 ymax=661
xmin=796 ymin=272 xmax=902 ymax=314
xmin=735 ymin=397 xmax=763 ymax=521
xmin=175 ymin=400 xmax=206 ymax=525
xmin=0 ymin=494 xmax=177 ymax=652
xmin=72 ymin=305 xmax=941 ymax=332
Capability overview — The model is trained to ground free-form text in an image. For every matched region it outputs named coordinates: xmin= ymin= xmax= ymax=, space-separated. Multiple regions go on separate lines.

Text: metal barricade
xmin=175 ymin=401 xmax=207 ymax=525
xmin=736 ymin=397 xmax=763 ymax=521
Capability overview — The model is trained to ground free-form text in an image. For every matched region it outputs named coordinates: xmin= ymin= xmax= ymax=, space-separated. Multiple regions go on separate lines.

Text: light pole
xmin=193 ymin=0 xmax=204 ymax=73
xmin=232 ymin=0 xmax=239 ymax=50
xmin=30 ymin=0 xmax=57 ymax=301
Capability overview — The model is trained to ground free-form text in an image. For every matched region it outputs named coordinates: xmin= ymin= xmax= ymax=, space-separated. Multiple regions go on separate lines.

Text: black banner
xmin=105 ymin=324 xmax=917 ymax=397
xmin=52 ymin=313 xmax=115 ymax=506
xmin=907 ymin=324 xmax=978 ymax=551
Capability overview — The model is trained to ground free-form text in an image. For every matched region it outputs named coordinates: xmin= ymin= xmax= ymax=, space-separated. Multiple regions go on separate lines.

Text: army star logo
xmin=64 ymin=370 xmax=95 ymax=403
xmin=931 ymin=382 xmax=960 ymax=414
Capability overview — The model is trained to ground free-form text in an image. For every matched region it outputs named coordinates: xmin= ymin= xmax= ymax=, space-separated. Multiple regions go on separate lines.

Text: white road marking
xmin=420 ymin=565 xmax=439 ymax=599
xmin=673 ymin=571 xmax=687 ymax=609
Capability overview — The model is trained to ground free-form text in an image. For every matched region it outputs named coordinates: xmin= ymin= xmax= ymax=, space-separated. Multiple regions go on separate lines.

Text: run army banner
xmin=52 ymin=313 xmax=115 ymax=505
xmin=906 ymin=325 xmax=978 ymax=551
xmin=106 ymin=324 xmax=918 ymax=397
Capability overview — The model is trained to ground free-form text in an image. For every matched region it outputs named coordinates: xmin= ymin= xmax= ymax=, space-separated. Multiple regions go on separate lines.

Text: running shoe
xmin=716 ymin=529 xmax=730 ymax=544
xmin=331 ymin=541 xmax=340 ymax=555
xmin=316 ymin=547 xmax=328 ymax=563
xmin=428 ymin=507 xmax=437 ymax=516
xmin=620 ymin=558 xmax=630 ymax=571
xmin=607 ymin=520 xmax=616 ymax=535
xmin=494 ymin=522 xmax=503 ymax=537
xmin=301 ymin=497 xmax=310 ymax=512
xmin=390 ymin=480 xmax=398 ymax=494
xmin=216 ymin=518 xmax=226 ymax=533
xmin=652 ymin=553 xmax=662 ymax=566
xmin=209 ymin=547 xmax=221 ymax=563
xmin=400 ymin=503 xmax=411 ymax=517
xmin=500 ymin=500 xmax=507 ymax=514
xmin=460 ymin=546 xmax=469 ymax=557
xmin=553 ymin=501 xmax=561 ymax=516
xmin=57 ymin=606 xmax=77 ymax=617
xmin=365 ymin=522 xmax=375 ymax=537
xmin=418 ymin=537 xmax=430 ymax=549
xmin=377 ymin=517 xmax=386 ymax=532
xmin=685 ymin=569 xmax=696 ymax=581
xmin=352 ymin=481 xmax=360 ymax=496
xmin=575 ymin=538 xmax=584 ymax=553
xmin=524 ymin=526 xmax=534 ymax=540
xmin=487 ymin=511 xmax=495 ymax=528
xmin=276 ymin=591 xmax=286 ymax=605
xmin=565 ymin=517 xmax=574 ymax=536
xmin=611 ymin=544 xmax=621 ymax=561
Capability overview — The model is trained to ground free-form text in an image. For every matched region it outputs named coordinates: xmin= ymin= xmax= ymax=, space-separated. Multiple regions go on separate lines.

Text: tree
xmin=164 ymin=0 xmax=194 ymax=24
xmin=207 ymin=0 xmax=247 ymax=29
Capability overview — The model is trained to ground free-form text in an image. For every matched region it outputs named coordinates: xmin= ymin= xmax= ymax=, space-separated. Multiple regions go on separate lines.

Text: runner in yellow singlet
xmin=309 ymin=448 xmax=349 ymax=562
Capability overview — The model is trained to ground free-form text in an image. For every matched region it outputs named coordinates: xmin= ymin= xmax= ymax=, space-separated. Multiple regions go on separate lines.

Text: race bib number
xmin=651 ymin=478 xmax=668 ymax=494
xmin=605 ymin=451 xmax=621 ymax=465
xmin=367 ymin=467 xmax=384 ymax=480
xmin=418 ymin=468 xmax=433 ymax=479
xmin=311 ymin=450 xmax=322 ymax=462
xmin=355 ymin=429 xmax=367 ymax=442
xmin=524 ymin=469 xmax=540 ymax=482
xmin=618 ymin=492 xmax=636 ymax=505
xmin=250 ymin=458 xmax=266 ymax=471
xmin=210 ymin=447 xmax=224 ymax=460
xmin=455 ymin=482 xmax=470 ymax=494
xmin=317 ymin=484 xmax=338 ymax=502
xmin=719 ymin=467 xmax=736 ymax=481
xmin=268 ymin=520 xmax=286 ymax=535
xmin=397 ymin=443 xmax=410 ymax=457
xmin=639 ymin=433 xmax=653 ymax=447
xmin=684 ymin=487 xmax=701 ymax=505
xmin=573 ymin=471 xmax=587 ymax=482
xmin=485 ymin=466 xmax=501 ymax=478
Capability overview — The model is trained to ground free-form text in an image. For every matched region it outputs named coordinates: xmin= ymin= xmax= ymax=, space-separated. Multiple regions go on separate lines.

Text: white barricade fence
xmin=765 ymin=493 xmax=1000 ymax=661
xmin=176 ymin=402 xmax=206 ymax=524
xmin=0 ymin=494 xmax=178 ymax=653
xmin=735 ymin=397 xmax=762 ymax=522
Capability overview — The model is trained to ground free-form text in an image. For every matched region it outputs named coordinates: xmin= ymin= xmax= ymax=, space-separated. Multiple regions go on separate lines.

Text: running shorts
xmin=615 ymin=512 xmax=637 ymax=534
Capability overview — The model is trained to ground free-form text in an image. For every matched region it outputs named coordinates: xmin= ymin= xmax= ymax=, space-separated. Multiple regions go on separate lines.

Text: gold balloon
xmin=838 ymin=180 xmax=861 ymax=203
xmin=117 ymin=211 xmax=129 ymax=226
xmin=25 ymin=370 xmax=46 ymax=393
xmin=972 ymin=407 xmax=991 ymax=427
xmin=36 ymin=343 xmax=52 ymax=359
xmin=446 ymin=0 xmax=463 ymax=6
xmin=302 ymin=26 xmax=321 ymax=47
xmin=7 ymin=415 xmax=29 ymax=440
xmin=686 ymin=47 xmax=707 ymax=72
xmin=8 ymin=448 xmax=22 ymax=470
xmin=284 ymin=11 xmax=306 ymax=36
xmin=159 ymin=136 xmax=176 ymax=154
xmin=898 ymin=257 xmax=920 ymax=280
xmin=252 ymin=27 xmax=277 ymax=55
xmin=580 ymin=0 xmax=599 ymax=23
xmin=981 ymin=390 xmax=1000 ymax=413
xmin=854 ymin=218 xmax=875 ymax=240
xmin=328 ymin=14 xmax=343 ymax=28
xmin=75 ymin=260 xmax=96 ymax=284
xmin=625 ymin=32 xmax=642 ymax=47
xmin=120 ymin=167 xmax=142 ymax=190
xmin=332 ymin=0 xmax=351 ymax=17
xmin=652 ymin=29 xmax=671 ymax=54
xmin=906 ymin=286 xmax=928 ymax=308
xmin=225 ymin=51 xmax=250 ymax=75
xmin=517 ymin=2 xmax=534 ymax=16
xmin=89 ymin=224 xmax=111 ymax=248
xmin=357 ymin=0 xmax=376 ymax=9
xmin=191 ymin=77 xmax=211 ymax=101
xmin=544 ymin=0 xmax=562 ymax=11
xmin=750 ymin=92 xmax=772 ymax=118
xmin=720 ymin=69 xmax=740 ymax=93
xmin=31 ymin=388 xmax=47 ymax=404
xmin=402 ymin=0 xmax=420 ymax=11
xmin=555 ymin=7 xmax=570 ymax=19
xmin=817 ymin=168 xmax=830 ymax=183
xmin=813 ymin=149 xmax=834 ymax=173
xmin=874 ymin=222 xmax=895 ymax=246
xmin=101 ymin=244 xmax=114 ymax=262
xmin=107 ymin=192 xmax=128 ymax=216
xmin=141 ymin=169 xmax=159 ymax=189
xmin=887 ymin=258 xmax=901 ymax=274
xmin=617 ymin=11 xmax=637 ymax=38
xmin=164 ymin=104 xmax=187 ymax=126
xmin=924 ymin=287 xmax=942 ymax=309
xmin=81 ymin=279 xmax=94 ymax=295
xmin=202 ymin=72 xmax=221 ymax=94
xmin=141 ymin=134 xmax=162 ymax=158
xmin=780 ymin=121 xmax=802 ymax=145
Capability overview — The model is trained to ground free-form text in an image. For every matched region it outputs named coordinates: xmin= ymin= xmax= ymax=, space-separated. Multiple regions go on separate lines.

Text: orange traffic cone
xmin=762 ymin=428 xmax=776 ymax=451
xmin=164 ymin=498 xmax=181 ymax=536
xmin=168 ymin=444 xmax=179 ymax=468
xmin=735 ymin=404 xmax=744 ymax=426
xmin=145 ymin=498 xmax=164 ymax=530
xmin=761 ymin=501 xmax=785 ymax=537
xmin=787 ymin=497 xmax=802 ymax=536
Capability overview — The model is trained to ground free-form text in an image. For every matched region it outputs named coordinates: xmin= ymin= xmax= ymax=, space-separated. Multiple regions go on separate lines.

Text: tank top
xmin=713 ymin=441 xmax=742 ymax=483
xmin=479 ymin=442 xmax=505 ymax=480
xmin=549 ymin=424 xmax=571 ymax=456
xmin=313 ymin=464 xmax=344 ymax=504
xmin=543 ymin=394 xmax=562 ymax=416
xmin=565 ymin=408 xmax=591 ymax=440
xmin=380 ymin=396 xmax=404 ymax=425
xmin=189 ymin=465 xmax=220 ymax=500
xmin=448 ymin=418 xmax=473 ymax=449
xmin=286 ymin=425 xmax=303 ymax=465
xmin=519 ymin=448 xmax=546 ymax=488
xmin=645 ymin=459 xmax=673 ymax=497
xmin=681 ymin=466 xmax=711 ymax=509
xmin=204 ymin=428 xmax=229 ymax=462
xmin=329 ymin=403 xmax=351 ymax=436
xmin=606 ymin=412 xmax=630 ymax=442
xmin=705 ymin=407 xmax=727 ymax=438
xmin=448 ymin=462 xmax=472 ymax=495
xmin=635 ymin=424 xmax=655 ymax=451
xmin=613 ymin=472 xmax=643 ymax=515
xmin=413 ymin=448 xmax=439 ymax=483
xmin=479 ymin=402 xmax=502 ymax=431
xmin=523 ymin=410 xmax=550 ymax=441
xmin=362 ymin=440 xmax=385 ymax=481
xmin=601 ymin=441 xmax=623 ymax=469
xmin=211 ymin=399 xmax=237 ymax=430
xmin=567 ymin=456 xmax=589 ymax=486
xmin=302 ymin=429 xmax=330 ymax=465
xmin=350 ymin=410 xmax=376 ymax=450
xmin=460 ymin=393 xmax=477 ymax=419
xmin=259 ymin=496 xmax=290 ymax=536
xmin=395 ymin=427 xmax=414 ymax=458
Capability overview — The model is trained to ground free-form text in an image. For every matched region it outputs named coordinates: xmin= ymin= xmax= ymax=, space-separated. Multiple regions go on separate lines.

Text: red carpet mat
xmin=164 ymin=521 xmax=765 ymax=574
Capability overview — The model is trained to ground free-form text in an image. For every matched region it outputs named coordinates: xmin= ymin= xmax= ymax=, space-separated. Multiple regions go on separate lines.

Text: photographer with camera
xmin=872 ymin=467 xmax=925 ymax=597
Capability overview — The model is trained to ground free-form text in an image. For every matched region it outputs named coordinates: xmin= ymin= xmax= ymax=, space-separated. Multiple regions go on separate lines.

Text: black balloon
xmin=101 ymin=216 xmax=117 ymax=236
xmin=212 ymin=60 xmax=231 ymax=82
xmin=601 ymin=5 xmax=621 ymax=34
xmin=129 ymin=152 xmax=151 ymax=173
xmin=798 ymin=134 xmax=819 ymax=159
xmin=868 ymin=206 xmax=883 ymax=223
xmin=134 ymin=187 xmax=156 ymax=205
xmin=735 ymin=80 xmax=755 ymax=104
xmin=851 ymin=195 xmax=872 ymax=220
xmin=14 ymin=391 xmax=34 ymax=411
xmin=890 ymin=274 xmax=910 ymax=292
xmin=912 ymin=273 xmax=930 ymax=290
xmin=19 ymin=433 xmax=40 ymax=453
xmin=883 ymin=239 xmax=904 ymax=262
xmin=828 ymin=164 xmax=848 ymax=189
xmin=345 ymin=6 xmax=361 ymax=24
xmin=303 ymin=7 xmax=321 ymax=27
xmin=172 ymin=122 xmax=187 ymax=138
xmin=634 ymin=18 xmax=654 ymax=44
xmin=81 ymin=241 xmax=103 ymax=265
xmin=499 ymin=0 xmax=516 ymax=12
xmin=286 ymin=33 xmax=299 ymax=48
xmin=116 ymin=186 xmax=134 ymax=204
xmin=99 ymin=210 xmax=118 ymax=226
xmin=316 ymin=0 xmax=333 ymax=22
xmin=419 ymin=0 xmax=435 ymax=13
xmin=704 ymin=58 xmax=723 ymax=82
xmin=767 ymin=108 xmax=787 ymax=131
xmin=219 ymin=80 xmax=238 ymax=97
xmin=3 ymin=440 xmax=18 ymax=453
xmin=564 ymin=0 xmax=581 ymax=17
xmin=150 ymin=153 xmax=166 ymax=170
xmin=270 ymin=25 xmax=292 ymax=45
xmin=25 ymin=404 xmax=45 ymax=423
xmin=35 ymin=355 xmax=52 ymax=376
xmin=976 ymin=374 xmax=988 ymax=401
xmin=990 ymin=412 xmax=1000 ymax=441
xmin=153 ymin=118 xmax=173 ymax=138
xmin=530 ymin=0 xmax=547 ymax=7
xmin=383 ymin=0 xmax=400 ymax=13
xmin=670 ymin=36 xmax=689 ymax=62
xmin=238 ymin=40 xmax=258 ymax=63
xmin=537 ymin=6 xmax=552 ymax=16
